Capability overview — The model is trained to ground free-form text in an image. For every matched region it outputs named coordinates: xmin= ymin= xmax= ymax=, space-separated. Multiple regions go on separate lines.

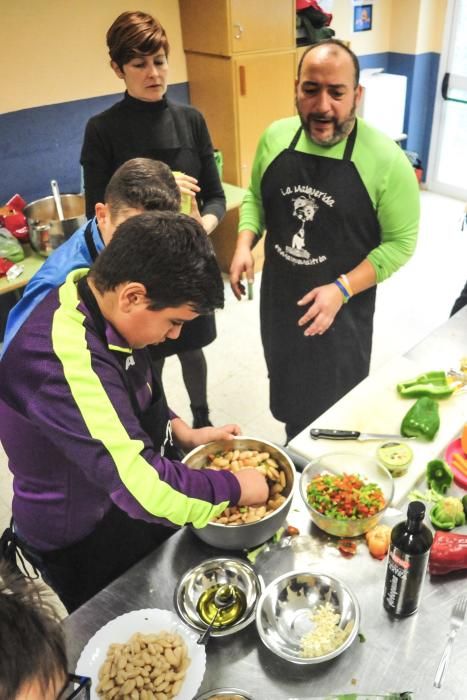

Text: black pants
xmin=15 ymin=506 xmax=176 ymax=613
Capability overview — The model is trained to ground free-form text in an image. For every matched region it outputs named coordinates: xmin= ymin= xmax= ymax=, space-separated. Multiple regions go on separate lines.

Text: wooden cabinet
xmin=185 ymin=50 xmax=295 ymax=187
xmin=180 ymin=0 xmax=296 ymax=187
xmin=179 ymin=0 xmax=295 ymax=56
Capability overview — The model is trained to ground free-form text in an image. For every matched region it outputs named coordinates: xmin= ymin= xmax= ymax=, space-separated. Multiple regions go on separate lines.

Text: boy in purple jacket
xmin=0 ymin=211 xmax=267 ymax=612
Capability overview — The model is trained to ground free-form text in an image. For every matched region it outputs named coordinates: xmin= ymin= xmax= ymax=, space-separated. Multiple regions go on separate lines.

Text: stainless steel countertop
xmin=63 ymin=309 xmax=467 ymax=699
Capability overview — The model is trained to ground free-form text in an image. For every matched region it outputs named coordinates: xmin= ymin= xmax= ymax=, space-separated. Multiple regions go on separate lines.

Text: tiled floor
xmin=0 ymin=189 xmax=466 ymax=616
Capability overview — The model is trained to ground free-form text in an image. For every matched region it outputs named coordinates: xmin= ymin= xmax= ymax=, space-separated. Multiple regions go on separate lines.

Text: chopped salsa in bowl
xmin=306 ymin=472 xmax=386 ymax=520
xmin=299 ymin=453 xmax=394 ymax=538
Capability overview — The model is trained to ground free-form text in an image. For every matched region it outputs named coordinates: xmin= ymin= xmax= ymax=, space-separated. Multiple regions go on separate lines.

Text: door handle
xmin=441 ymin=72 xmax=467 ymax=104
xmin=441 ymin=72 xmax=450 ymax=100
xmin=239 ymin=65 xmax=246 ymax=96
xmin=233 ymin=23 xmax=244 ymax=40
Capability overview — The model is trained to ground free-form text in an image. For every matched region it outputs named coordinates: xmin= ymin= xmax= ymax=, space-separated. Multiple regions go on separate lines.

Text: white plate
xmin=76 ymin=608 xmax=206 ymax=700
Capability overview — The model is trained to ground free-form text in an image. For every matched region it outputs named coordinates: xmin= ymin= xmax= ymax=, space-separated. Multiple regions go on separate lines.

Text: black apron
xmin=260 ymin=123 xmax=381 ymax=430
xmin=119 ymin=102 xmax=216 ymax=358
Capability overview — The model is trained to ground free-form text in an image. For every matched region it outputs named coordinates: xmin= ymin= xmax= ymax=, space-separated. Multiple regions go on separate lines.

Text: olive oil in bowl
xmin=197 ymin=584 xmax=247 ymax=628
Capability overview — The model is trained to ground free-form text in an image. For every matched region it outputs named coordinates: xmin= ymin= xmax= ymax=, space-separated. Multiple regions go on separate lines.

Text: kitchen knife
xmin=310 ymin=428 xmax=408 ymax=441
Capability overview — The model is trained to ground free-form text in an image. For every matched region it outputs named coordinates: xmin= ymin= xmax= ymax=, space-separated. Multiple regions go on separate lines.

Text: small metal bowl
xmin=256 ymin=571 xmax=360 ymax=665
xmin=174 ymin=557 xmax=262 ymax=637
xmin=194 ymin=690 xmax=253 ymax=700
xmin=183 ymin=437 xmax=296 ymax=550
xmin=299 ymin=452 xmax=394 ymax=537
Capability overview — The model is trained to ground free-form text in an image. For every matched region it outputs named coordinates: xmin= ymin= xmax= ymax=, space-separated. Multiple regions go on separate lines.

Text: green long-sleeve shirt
xmin=239 ymin=116 xmax=420 ymax=283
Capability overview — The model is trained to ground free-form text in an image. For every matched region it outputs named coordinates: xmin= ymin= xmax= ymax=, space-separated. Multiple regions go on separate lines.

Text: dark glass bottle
xmin=383 ymin=501 xmax=433 ymax=617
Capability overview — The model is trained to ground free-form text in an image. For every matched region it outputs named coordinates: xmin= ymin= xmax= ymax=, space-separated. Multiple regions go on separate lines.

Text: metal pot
xmin=183 ymin=437 xmax=296 ymax=550
xmin=24 ymin=194 xmax=86 ymax=257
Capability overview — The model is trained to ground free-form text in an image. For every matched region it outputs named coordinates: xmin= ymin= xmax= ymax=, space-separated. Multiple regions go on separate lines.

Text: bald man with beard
xmin=230 ymin=40 xmax=420 ymax=442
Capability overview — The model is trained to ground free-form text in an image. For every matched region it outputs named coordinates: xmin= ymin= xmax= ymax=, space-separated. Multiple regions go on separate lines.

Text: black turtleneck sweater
xmin=80 ymin=93 xmax=226 ymax=221
xmin=80 ymin=93 xmax=221 ymax=355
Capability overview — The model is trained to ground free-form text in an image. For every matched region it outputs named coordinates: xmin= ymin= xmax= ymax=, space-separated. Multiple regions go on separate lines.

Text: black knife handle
xmin=310 ymin=429 xmax=360 ymax=440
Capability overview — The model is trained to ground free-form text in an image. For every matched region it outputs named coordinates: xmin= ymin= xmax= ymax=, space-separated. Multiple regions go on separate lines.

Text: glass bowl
xmin=255 ymin=570 xmax=360 ymax=664
xmin=299 ymin=452 xmax=394 ymax=537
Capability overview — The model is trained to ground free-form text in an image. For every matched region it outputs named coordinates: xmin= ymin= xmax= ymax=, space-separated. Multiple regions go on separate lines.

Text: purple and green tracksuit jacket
xmin=0 ymin=269 xmax=239 ymax=551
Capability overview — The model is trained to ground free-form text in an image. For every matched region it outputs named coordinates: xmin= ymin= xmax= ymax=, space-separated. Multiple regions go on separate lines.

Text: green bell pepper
xmin=397 ymin=371 xmax=454 ymax=399
xmin=400 ymin=397 xmax=440 ymax=441
xmin=426 ymin=459 xmax=453 ymax=494
xmin=430 ymin=497 xmax=466 ymax=530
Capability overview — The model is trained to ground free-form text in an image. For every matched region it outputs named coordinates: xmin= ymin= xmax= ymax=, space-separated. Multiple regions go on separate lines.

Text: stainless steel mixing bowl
xmin=174 ymin=557 xmax=262 ymax=638
xmin=194 ymin=691 xmax=254 ymax=700
xmin=24 ymin=193 xmax=86 ymax=256
xmin=255 ymin=570 xmax=360 ymax=664
xmin=183 ymin=437 xmax=296 ymax=550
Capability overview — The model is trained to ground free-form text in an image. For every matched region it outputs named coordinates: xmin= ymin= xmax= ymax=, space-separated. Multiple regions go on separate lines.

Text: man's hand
xmin=297 ymin=283 xmax=344 ymax=336
xmin=235 ymin=467 xmax=269 ymax=506
xmin=229 ymin=231 xmax=256 ymax=300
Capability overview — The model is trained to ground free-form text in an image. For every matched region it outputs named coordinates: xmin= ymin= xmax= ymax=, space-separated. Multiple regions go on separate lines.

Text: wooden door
xmin=184 ymin=53 xmax=241 ymax=185
xmin=234 ymin=51 xmax=296 ymax=187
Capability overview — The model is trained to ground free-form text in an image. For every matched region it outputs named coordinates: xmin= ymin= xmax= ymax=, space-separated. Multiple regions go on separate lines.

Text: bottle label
xmin=383 ymin=546 xmax=430 ymax=616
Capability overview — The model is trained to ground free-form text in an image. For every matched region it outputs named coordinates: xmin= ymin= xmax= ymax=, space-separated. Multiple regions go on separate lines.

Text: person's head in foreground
xmin=89 ymin=210 xmax=224 ymax=348
xmin=0 ymin=563 xmax=68 ymax=700
xmin=96 ymin=157 xmax=180 ymax=244
xmin=296 ymin=39 xmax=362 ymax=147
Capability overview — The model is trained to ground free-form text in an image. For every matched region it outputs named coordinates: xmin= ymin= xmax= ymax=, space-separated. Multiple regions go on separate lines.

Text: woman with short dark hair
xmin=81 ymin=11 xmax=225 ymax=429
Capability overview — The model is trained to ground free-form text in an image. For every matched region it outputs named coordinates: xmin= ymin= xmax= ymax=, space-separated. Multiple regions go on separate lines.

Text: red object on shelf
xmin=6 ymin=193 xmax=27 ymax=211
xmin=0 ymin=257 xmax=15 ymax=277
xmin=296 ymin=0 xmax=333 ymax=25
xmin=0 ymin=193 xmax=29 ymax=242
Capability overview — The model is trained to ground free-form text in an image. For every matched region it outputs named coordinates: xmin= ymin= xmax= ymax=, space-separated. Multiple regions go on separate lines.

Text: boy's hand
xmin=236 ymin=468 xmax=269 ymax=506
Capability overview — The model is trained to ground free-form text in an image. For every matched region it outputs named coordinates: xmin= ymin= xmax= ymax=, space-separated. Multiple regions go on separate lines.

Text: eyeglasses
xmin=58 ymin=673 xmax=91 ymax=699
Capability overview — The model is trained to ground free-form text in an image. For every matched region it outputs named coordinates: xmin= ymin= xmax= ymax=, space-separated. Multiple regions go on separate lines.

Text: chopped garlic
xmin=300 ymin=601 xmax=350 ymax=658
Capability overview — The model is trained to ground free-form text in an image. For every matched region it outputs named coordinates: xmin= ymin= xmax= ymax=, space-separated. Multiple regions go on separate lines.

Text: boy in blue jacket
xmin=2 ymin=157 xmax=179 ymax=354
